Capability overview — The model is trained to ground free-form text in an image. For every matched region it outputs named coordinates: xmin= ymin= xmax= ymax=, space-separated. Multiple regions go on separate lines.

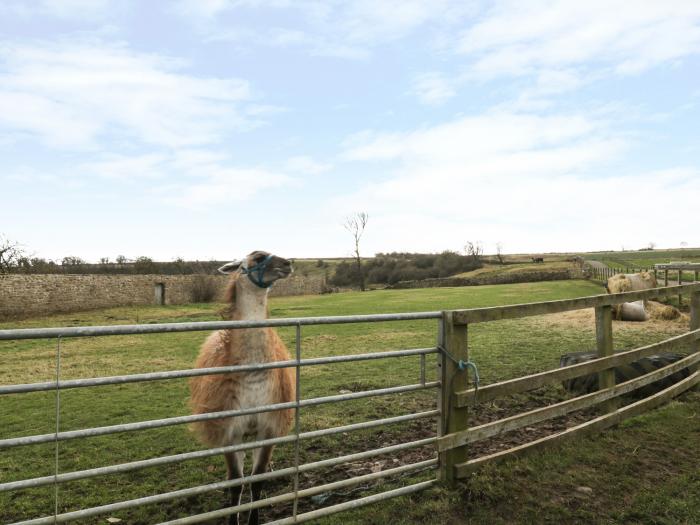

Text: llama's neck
xmin=229 ymin=280 xmax=272 ymax=364
xmin=231 ymin=280 xmax=269 ymax=321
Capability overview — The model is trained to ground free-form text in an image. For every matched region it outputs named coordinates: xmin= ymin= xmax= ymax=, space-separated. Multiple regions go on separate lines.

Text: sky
xmin=1 ymin=0 xmax=699 ymax=262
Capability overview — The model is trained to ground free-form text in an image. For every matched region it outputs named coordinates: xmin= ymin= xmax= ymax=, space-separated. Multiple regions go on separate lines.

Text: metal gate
xmin=0 ymin=311 xmax=447 ymax=524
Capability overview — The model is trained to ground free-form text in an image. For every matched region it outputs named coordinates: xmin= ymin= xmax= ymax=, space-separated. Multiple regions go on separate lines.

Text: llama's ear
xmin=218 ymin=260 xmax=242 ymax=274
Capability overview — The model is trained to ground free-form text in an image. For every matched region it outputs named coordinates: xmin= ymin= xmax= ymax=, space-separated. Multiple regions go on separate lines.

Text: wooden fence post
xmin=678 ymin=270 xmax=683 ymax=307
xmin=595 ymin=305 xmax=617 ymax=411
xmin=691 ymin=291 xmax=700 ymax=359
xmin=438 ymin=311 xmax=469 ymax=486
xmin=664 ymin=269 xmax=669 ymax=287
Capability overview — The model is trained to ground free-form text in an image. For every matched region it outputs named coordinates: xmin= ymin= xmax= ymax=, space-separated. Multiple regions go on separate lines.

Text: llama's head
xmin=218 ymin=250 xmax=292 ymax=289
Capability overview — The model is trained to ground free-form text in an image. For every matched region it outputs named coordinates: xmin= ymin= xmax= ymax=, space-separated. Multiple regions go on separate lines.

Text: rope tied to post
xmin=438 ymin=345 xmax=480 ymax=396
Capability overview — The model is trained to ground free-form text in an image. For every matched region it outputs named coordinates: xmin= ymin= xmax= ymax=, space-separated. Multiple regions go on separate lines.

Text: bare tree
xmin=495 ymin=242 xmax=505 ymax=265
xmin=61 ymin=256 xmax=86 ymax=267
xmin=0 ymin=235 xmax=24 ymax=274
xmin=344 ymin=212 xmax=369 ymax=291
xmin=464 ymin=241 xmax=483 ymax=265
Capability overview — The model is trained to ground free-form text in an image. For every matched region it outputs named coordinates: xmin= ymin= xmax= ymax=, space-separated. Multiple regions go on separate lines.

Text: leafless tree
xmin=464 ymin=241 xmax=483 ymax=265
xmin=344 ymin=212 xmax=369 ymax=291
xmin=0 ymin=235 xmax=24 ymax=274
xmin=61 ymin=256 xmax=86 ymax=267
xmin=495 ymin=242 xmax=505 ymax=265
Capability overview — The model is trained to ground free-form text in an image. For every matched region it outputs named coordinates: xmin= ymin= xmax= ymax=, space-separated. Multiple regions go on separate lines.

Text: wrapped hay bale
xmin=560 ymin=351 xmax=690 ymax=398
xmin=646 ymin=300 xmax=681 ymax=321
xmin=619 ymin=300 xmax=648 ymax=322
xmin=606 ymin=271 xmax=657 ymax=320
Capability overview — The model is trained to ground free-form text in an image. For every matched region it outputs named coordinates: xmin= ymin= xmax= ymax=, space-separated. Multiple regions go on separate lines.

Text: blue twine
xmin=458 ymin=359 xmax=480 ymax=387
xmin=439 ymin=346 xmax=480 ymax=388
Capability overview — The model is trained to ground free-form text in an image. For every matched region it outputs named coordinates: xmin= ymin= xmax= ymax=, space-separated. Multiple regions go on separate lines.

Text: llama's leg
xmin=224 ymin=451 xmax=245 ymax=525
xmin=247 ymin=445 xmax=274 ymax=525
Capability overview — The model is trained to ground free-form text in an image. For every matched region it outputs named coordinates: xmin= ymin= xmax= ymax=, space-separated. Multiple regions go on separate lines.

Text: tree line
xmin=330 ymin=251 xmax=483 ymax=287
xmin=1 ymin=252 xmax=222 ymax=276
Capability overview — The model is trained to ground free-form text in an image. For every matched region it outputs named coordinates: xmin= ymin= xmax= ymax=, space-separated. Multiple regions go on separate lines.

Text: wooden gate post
xmin=595 ymin=305 xmax=617 ymax=411
xmin=691 ymin=291 xmax=700 ymax=358
xmin=438 ymin=311 xmax=469 ymax=486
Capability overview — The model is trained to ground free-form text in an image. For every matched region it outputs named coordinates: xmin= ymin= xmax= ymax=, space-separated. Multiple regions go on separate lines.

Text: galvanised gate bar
xmin=1 ymin=283 xmax=699 ymax=524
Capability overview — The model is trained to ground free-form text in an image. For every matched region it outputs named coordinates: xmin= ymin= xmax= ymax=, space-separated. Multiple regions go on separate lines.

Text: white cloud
xmin=68 ymin=149 xmax=295 ymax=208
xmin=0 ymin=40 xmax=259 ymax=149
xmin=331 ymin=0 xmax=470 ymax=45
xmin=285 ymin=155 xmax=332 ymax=175
xmin=179 ymin=0 xmax=476 ymax=58
xmin=459 ymin=1 xmax=700 ymax=78
xmin=342 ymin=112 xmax=606 ymax=163
xmin=0 ymin=0 xmax=113 ymax=19
xmin=331 ymin=110 xmax=700 ymax=254
xmin=410 ymin=72 xmax=457 ymax=105
xmin=161 ymin=167 xmax=292 ymax=208
xmin=79 ymin=153 xmax=170 ymax=180
xmin=372 ymin=169 xmax=699 ymax=254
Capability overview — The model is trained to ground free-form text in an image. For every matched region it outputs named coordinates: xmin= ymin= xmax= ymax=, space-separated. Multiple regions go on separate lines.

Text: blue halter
xmin=241 ymin=255 xmax=274 ymax=288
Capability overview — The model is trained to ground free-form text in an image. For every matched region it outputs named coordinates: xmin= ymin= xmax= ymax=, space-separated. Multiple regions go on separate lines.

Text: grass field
xmin=584 ymin=248 xmax=700 ymax=269
xmin=1 ymin=280 xmax=698 ymax=524
xmin=454 ymin=260 xmax=574 ymax=280
xmin=583 ymin=248 xmax=700 ymax=284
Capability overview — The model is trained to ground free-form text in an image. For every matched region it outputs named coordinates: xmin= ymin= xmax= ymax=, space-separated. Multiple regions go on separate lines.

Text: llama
xmin=189 ymin=250 xmax=295 ymax=525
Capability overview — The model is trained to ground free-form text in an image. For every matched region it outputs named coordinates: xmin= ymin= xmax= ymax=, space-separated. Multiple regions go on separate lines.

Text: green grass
xmin=584 ymin=248 xmax=700 ymax=270
xmin=288 ymin=257 xmax=355 ymax=280
xmin=1 ymin=280 xmax=698 ymax=524
xmin=584 ymin=248 xmax=700 ymax=283
xmin=454 ymin=261 xmax=575 ymax=280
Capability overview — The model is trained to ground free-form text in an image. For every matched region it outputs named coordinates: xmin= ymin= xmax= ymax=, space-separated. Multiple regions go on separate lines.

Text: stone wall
xmin=388 ymin=267 xmax=583 ymax=289
xmin=0 ymin=274 xmax=327 ymax=320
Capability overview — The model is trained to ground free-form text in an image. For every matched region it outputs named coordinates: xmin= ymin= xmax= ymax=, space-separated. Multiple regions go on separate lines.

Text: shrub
xmin=331 ymin=251 xmax=483 ymax=287
xmin=329 ymin=261 xmax=361 ymax=287
xmin=189 ymin=275 xmax=220 ymax=303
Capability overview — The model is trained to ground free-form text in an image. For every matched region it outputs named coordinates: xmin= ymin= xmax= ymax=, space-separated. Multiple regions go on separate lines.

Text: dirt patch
xmin=255 ymin=390 xmax=601 ymax=522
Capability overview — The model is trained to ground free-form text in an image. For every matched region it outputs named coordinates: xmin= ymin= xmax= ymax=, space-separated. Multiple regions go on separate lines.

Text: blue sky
xmin=1 ymin=1 xmax=699 ymax=262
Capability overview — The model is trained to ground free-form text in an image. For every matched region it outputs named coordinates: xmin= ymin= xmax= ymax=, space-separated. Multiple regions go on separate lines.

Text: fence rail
xmin=445 ymin=283 xmax=700 ymax=482
xmin=588 ymin=263 xmax=700 ymax=286
xmin=2 ymin=283 xmax=699 ymax=524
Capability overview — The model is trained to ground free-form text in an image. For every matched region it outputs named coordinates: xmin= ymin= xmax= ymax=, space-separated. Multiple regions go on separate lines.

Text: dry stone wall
xmin=387 ymin=267 xmax=583 ymax=289
xmin=0 ymin=274 xmax=327 ymax=320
